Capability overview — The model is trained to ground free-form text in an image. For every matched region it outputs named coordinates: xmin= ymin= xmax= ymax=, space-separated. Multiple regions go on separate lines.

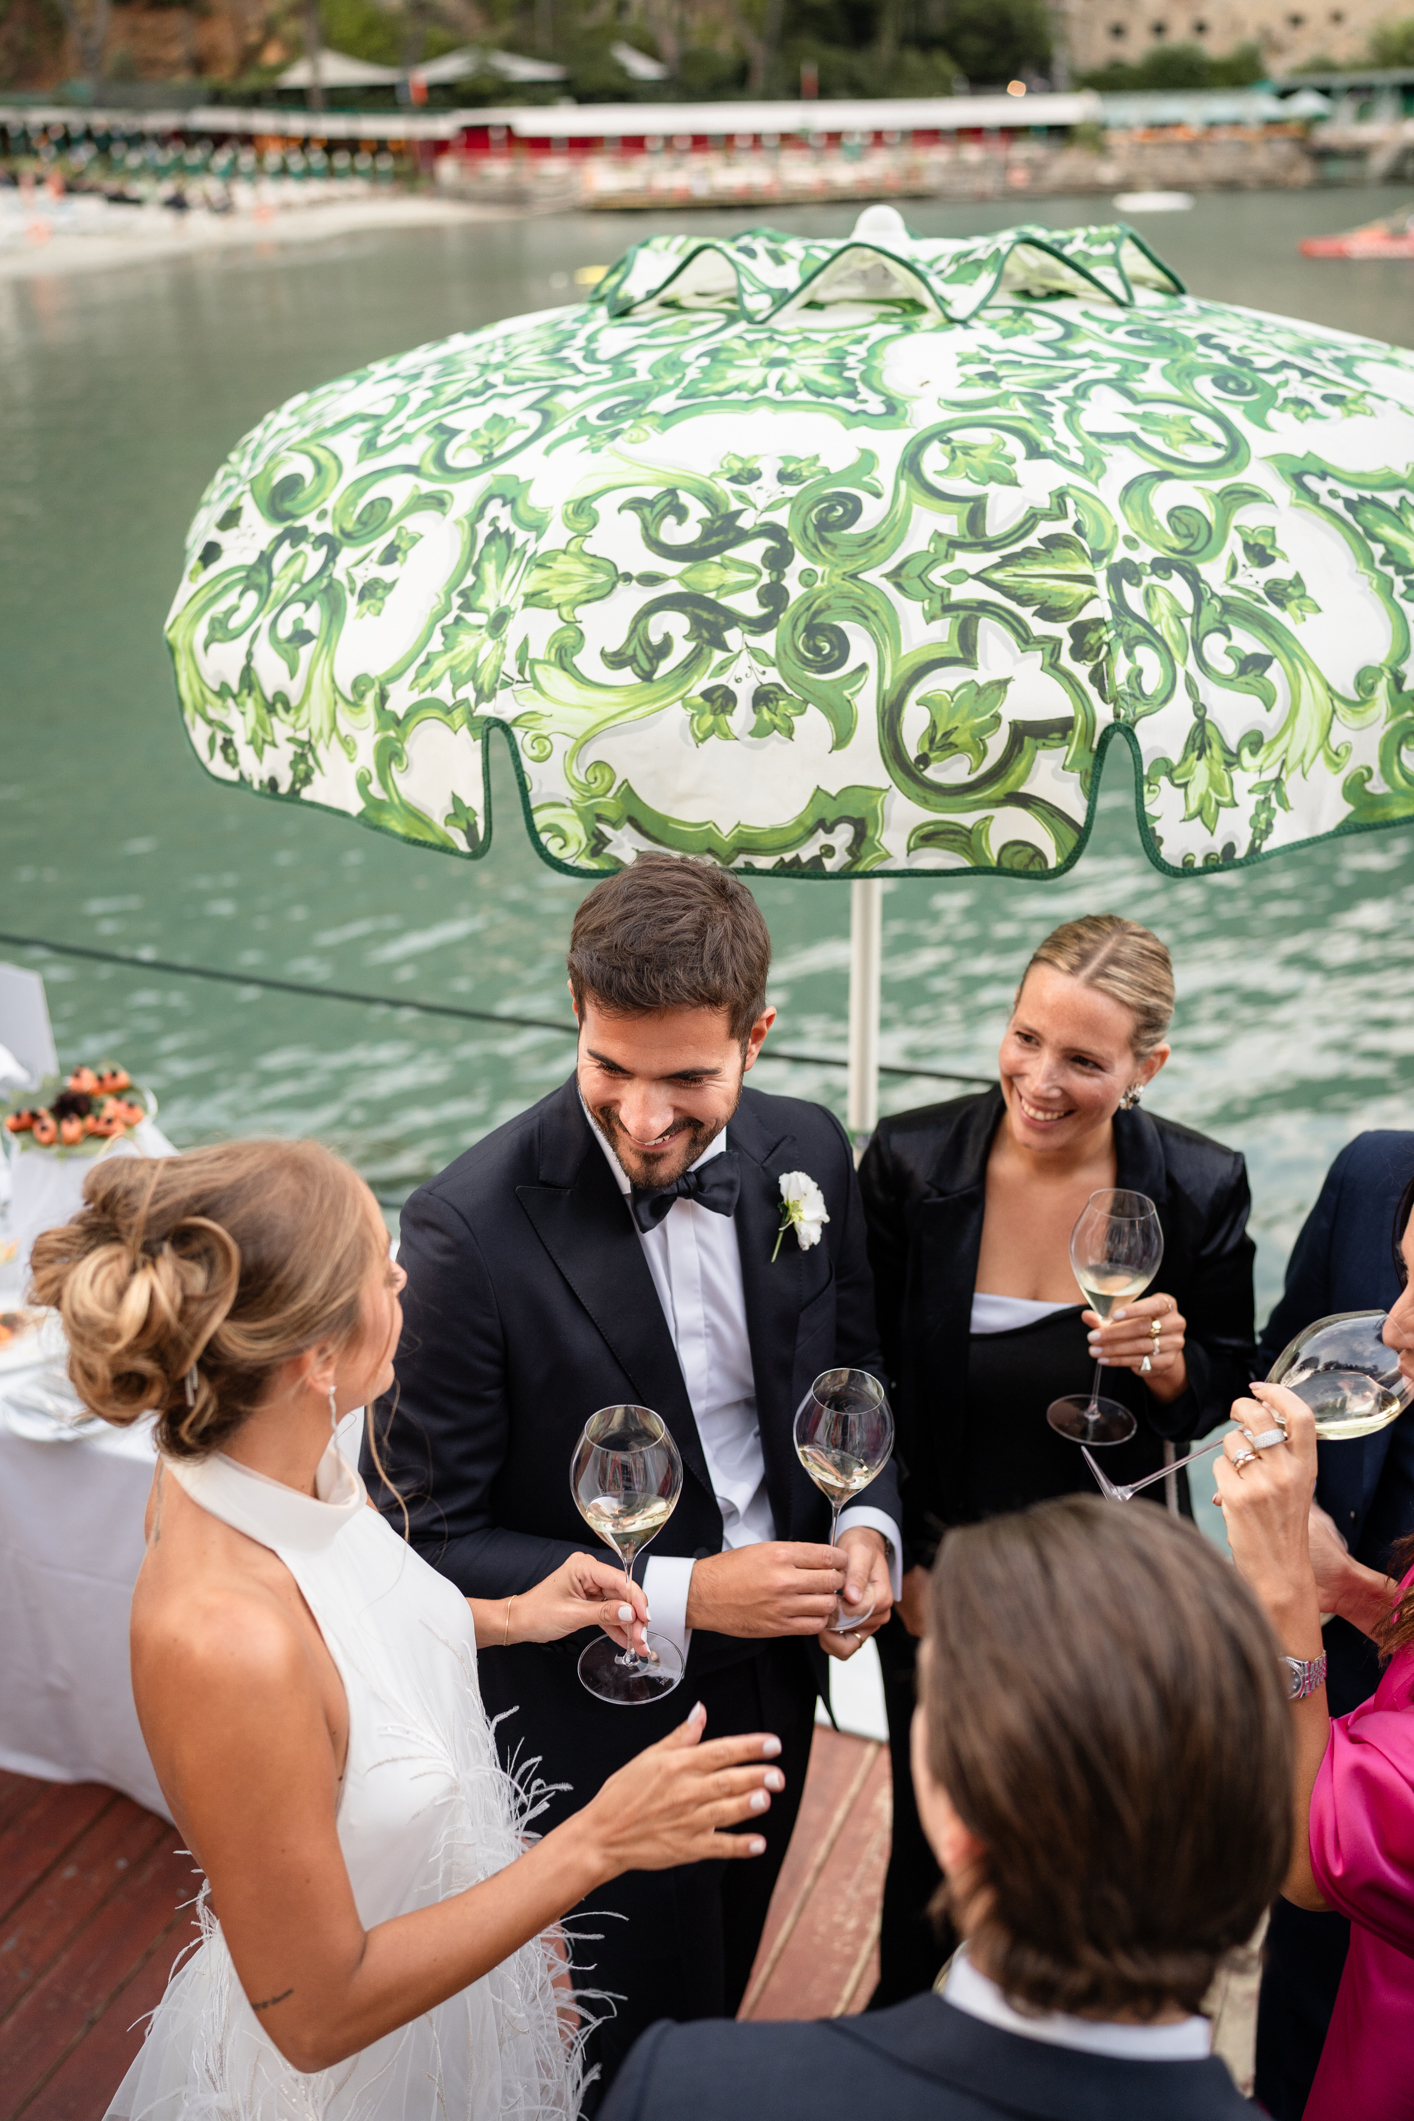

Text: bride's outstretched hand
xmin=579 ymin=1702 xmax=784 ymax=1875
xmin=505 ymin=1552 xmax=652 ymax=1653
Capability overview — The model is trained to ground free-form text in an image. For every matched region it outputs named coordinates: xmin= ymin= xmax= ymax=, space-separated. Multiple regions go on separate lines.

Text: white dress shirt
xmin=584 ymin=1108 xmax=902 ymax=1662
xmin=943 ymin=1945 xmax=1212 ymax=2059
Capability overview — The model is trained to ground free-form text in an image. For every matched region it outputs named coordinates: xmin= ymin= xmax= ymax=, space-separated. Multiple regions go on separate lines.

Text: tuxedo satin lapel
xmin=732 ymin=1118 xmax=809 ymax=1539
xmin=515 ymin=1111 xmax=716 ymax=1507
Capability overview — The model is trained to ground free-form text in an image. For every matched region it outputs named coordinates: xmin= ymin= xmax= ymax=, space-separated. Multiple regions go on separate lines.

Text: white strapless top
xmin=106 ymin=1441 xmax=580 ymax=2121
xmin=969 ymin=1293 xmax=1076 ymax=1336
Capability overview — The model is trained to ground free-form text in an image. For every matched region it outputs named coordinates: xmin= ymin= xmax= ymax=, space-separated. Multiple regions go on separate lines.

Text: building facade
xmin=1065 ymin=0 xmax=1398 ymax=77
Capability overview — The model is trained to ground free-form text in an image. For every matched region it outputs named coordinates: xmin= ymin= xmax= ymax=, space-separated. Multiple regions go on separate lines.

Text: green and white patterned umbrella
xmin=166 ymin=209 xmax=1414 ymax=1122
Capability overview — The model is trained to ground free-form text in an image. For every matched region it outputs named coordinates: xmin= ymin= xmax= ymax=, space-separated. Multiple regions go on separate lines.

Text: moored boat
xmin=1299 ymin=205 xmax=1414 ymax=257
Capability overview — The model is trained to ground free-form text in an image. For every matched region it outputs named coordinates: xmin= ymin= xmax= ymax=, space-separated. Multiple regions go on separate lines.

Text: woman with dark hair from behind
xmin=859 ymin=913 xmax=1256 ymax=2000
xmin=599 ymin=1494 xmax=1290 ymax=2121
xmin=31 ymin=1142 xmax=790 ymax=2121
xmin=1250 ymin=1136 xmax=1414 ymax=2119
xmin=1218 ymin=1211 xmax=1414 ymax=2121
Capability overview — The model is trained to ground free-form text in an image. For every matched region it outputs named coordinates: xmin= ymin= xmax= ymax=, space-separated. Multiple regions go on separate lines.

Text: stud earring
xmin=1119 ymin=1083 xmax=1143 ymax=1111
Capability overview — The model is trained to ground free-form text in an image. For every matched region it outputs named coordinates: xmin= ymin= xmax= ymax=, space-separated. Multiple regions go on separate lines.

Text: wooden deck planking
xmin=0 ymin=1770 xmax=194 ymax=2121
xmin=740 ymin=1730 xmax=890 ymax=2023
xmin=0 ymin=1729 xmax=889 ymax=2120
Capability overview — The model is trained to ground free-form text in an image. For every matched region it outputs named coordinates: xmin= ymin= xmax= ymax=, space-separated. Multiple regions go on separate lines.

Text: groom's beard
xmin=591 ymin=1080 xmax=744 ymax=1193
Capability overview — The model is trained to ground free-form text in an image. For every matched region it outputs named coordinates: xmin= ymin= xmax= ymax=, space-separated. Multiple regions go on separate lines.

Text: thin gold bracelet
xmin=503 ymin=1595 xmax=514 ymax=1649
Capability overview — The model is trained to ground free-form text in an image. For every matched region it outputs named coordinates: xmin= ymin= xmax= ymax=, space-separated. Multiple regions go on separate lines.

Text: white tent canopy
xmin=276 ymin=48 xmax=401 ymax=87
xmin=414 ymin=46 xmax=567 ymax=83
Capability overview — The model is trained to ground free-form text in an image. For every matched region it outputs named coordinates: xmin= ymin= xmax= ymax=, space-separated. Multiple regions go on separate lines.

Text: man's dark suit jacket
xmin=1252 ymin=1129 xmax=1414 ymax=2121
xmin=596 ymin=1996 xmax=1253 ymax=2121
xmin=367 ymin=1071 xmax=899 ymax=1748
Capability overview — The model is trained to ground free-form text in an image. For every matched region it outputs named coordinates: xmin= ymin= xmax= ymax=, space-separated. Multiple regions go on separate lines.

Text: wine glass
xmin=570 ymin=1404 xmax=684 ymax=1706
xmin=793 ymin=1368 xmax=894 ymax=1635
xmin=1079 ymin=1309 xmax=1414 ymax=1503
xmin=1047 ymin=1189 xmax=1164 ymax=1447
xmin=1268 ymin=1311 xmax=1413 ymax=1437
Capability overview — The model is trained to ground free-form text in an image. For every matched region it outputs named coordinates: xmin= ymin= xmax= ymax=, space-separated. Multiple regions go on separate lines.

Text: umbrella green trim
xmin=594 ymin=223 xmax=1185 ymax=327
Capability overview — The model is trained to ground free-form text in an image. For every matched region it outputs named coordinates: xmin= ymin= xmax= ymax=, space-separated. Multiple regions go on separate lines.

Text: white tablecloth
xmin=0 ymin=1398 xmax=369 ymax=1822
xmin=0 ymin=1409 xmax=169 ymax=1816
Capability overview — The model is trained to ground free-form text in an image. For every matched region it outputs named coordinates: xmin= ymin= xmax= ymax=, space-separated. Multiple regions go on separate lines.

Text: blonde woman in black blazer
xmin=858 ymin=915 xmax=1256 ymax=2005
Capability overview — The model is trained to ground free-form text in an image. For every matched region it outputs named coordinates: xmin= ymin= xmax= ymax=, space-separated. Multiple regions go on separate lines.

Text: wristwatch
xmin=1281 ymin=1652 xmax=1328 ymax=1701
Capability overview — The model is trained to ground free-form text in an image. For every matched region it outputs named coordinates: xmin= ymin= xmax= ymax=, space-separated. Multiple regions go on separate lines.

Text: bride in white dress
xmin=31 ymin=1140 xmax=787 ymax=2121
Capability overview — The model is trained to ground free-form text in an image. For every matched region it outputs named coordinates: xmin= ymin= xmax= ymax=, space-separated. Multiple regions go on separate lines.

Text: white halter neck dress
xmin=107 ymin=1441 xmax=580 ymax=2121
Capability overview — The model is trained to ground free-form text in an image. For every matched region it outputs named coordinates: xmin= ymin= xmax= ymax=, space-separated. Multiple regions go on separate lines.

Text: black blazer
xmin=597 ymin=1995 xmax=1253 ymax=2121
xmin=368 ymin=1073 xmax=899 ymax=1690
xmin=1256 ymin=1129 xmax=1414 ymax=1714
xmin=858 ymin=1087 xmax=1256 ymax=1556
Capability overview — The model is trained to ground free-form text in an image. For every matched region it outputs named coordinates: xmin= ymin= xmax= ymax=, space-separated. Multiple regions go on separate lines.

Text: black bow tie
xmin=630 ymin=1151 xmax=740 ymax=1232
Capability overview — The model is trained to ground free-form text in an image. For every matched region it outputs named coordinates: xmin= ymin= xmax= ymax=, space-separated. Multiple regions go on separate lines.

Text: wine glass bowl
xmin=1267 ymin=1311 xmax=1413 ymax=1439
xmin=793 ymin=1369 xmax=894 ymax=1635
xmin=1047 ymin=1189 xmax=1165 ymax=1447
xmin=570 ymin=1404 xmax=684 ymax=1705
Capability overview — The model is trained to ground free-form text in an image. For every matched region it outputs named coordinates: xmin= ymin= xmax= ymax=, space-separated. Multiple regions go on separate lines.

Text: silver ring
xmin=1231 ymin=1448 xmax=1257 ymax=1469
xmin=1140 ymin=1354 xmax=1152 ymax=1373
xmin=1250 ymin=1427 xmax=1287 ymax=1450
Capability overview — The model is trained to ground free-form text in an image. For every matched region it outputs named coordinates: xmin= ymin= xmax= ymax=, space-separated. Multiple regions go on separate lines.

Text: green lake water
xmin=5 ymin=184 xmax=1414 ymax=1327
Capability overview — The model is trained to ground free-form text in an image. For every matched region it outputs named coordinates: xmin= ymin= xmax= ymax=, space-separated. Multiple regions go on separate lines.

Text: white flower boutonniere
xmin=773 ymin=1171 xmax=830 ymax=1262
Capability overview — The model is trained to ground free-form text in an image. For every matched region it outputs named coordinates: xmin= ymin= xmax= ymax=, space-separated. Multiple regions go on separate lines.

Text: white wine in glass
xmin=794 ymin=1369 xmax=894 ymax=1634
xmin=1268 ymin=1311 xmax=1413 ymax=1440
xmin=571 ymin=1404 xmax=684 ymax=1706
xmin=1048 ymin=1189 xmax=1164 ymax=1447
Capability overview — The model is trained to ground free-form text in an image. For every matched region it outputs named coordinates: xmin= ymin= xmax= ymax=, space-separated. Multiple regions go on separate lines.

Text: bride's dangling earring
xmin=328 ymin=1383 xmax=338 ymax=1436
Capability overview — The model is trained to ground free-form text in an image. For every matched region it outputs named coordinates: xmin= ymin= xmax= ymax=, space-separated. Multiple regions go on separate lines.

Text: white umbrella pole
xmin=847 ymin=877 xmax=883 ymax=1149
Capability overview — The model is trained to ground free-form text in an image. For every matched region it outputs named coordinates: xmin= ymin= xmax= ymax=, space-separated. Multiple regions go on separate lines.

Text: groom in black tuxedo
xmin=368 ymin=854 xmax=900 ymax=2092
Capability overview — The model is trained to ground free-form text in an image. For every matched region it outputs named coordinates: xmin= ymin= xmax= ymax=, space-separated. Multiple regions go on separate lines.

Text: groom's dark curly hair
xmin=568 ymin=854 xmax=771 ymax=1043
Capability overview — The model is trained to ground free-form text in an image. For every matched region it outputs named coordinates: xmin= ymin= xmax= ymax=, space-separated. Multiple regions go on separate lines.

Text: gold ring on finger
xmin=1230 ymin=1448 xmax=1257 ymax=1470
xmin=1150 ymin=1318 xmax=1163 ymax=1346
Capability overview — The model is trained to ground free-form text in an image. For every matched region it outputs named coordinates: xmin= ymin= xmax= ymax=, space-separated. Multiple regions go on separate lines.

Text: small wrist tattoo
xmin=251 ymin=1988 xmax=294 ymax=2012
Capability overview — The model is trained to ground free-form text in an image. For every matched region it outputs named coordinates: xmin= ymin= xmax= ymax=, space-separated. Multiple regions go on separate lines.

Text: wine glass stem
xmin=829 ymin=1504 xmax=843 ymax=1627
xmin=617 ymin=1548 xmax=641 ymax=1671
xmin=1086 ymin=1356 xmax=1104 ymax=1428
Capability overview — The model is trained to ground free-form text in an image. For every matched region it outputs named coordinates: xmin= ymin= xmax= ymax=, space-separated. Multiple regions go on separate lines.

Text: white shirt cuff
xmin=836 ymin=1508 xmax=904 ymax=1603
xmin=642 ymin=1555 xmax=695 ymax=1667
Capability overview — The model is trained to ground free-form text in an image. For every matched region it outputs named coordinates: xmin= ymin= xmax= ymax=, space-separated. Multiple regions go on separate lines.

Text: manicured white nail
xmin=749 ymin=1836 xmax=766 ymax=1854
xmin=690 ymin=1700 xmax=706 ymax=1721
xmin=761 ymin=1735 xmax=781 ymax=1757
xmin=617 ymin=1605 xmax=634 ymax=1621
xmin=764 ymin=1769 xmax=784 ymax=1791
xmin=749 ymin=1789 xmax=769 ymax=1811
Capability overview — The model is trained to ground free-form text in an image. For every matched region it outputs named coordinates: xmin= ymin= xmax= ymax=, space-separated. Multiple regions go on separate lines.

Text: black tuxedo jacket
xmin=858 ymin=1087 xmax=1256 ymax=1559
xmin=368 ymin=1074 xmax=897 ymax=1690
xmin=597 ymin=1995 xmax=1253 ymax=2121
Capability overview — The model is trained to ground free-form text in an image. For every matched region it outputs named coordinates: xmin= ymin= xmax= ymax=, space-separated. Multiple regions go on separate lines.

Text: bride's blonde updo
xmin=29 ymin=1139 xmax=384 ymax=1459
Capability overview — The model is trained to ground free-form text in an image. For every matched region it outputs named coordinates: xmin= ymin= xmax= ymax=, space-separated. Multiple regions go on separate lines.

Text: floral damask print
xmin=167 ymin=222 xmax=1414 ymax=879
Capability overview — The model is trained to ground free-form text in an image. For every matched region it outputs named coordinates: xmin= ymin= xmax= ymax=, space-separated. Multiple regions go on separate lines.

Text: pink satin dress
xmin=1304 ymin=1566 xmax=1414 ymax=2121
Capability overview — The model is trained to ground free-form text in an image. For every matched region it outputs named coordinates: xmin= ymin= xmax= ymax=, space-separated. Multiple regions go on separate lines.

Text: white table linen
xmin=0 ymin=1401 xmax=168 ymax=1815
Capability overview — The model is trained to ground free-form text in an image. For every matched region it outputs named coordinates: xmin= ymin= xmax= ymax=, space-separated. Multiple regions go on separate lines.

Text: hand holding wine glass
xmin=1048 ymin=1189 xmax=1164 ymax=1446
xmin=793 ymin=1369 xmax=894 ymax=1636
xmin=571 ymin=1404 xmax=683 ymax=1706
